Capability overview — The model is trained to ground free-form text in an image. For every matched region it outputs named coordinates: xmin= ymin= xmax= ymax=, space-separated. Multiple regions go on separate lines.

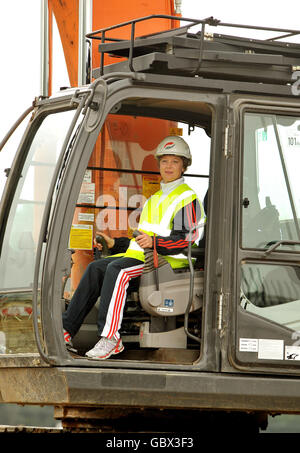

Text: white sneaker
xmin=85 ymin=337 xmax=124 ymax=360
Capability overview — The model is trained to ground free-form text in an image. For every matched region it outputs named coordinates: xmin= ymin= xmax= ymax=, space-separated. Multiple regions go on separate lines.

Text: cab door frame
xmin=40 ymin=75 xmax=228 ymax=371
xmin=223 ymin=95 xmax=300 ymax=375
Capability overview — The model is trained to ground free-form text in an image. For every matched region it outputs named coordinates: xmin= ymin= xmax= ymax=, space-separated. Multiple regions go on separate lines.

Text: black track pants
xmin=62 ymin=256 xmax=144 ymax=339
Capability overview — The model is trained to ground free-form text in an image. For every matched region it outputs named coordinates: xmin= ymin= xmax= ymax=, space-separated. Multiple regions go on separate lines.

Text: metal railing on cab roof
xmin=85 ymin=14 xmax=300 ymax=76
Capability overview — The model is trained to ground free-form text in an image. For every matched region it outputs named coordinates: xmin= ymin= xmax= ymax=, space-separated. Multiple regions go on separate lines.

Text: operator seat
xmin=138 ymin=253 xmax=204 ymax=349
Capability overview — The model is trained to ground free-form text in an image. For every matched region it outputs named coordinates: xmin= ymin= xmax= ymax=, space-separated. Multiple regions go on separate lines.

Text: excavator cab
xmin=3 ymin=14 xmax=300 ymax=433
xmin=1 ymin=15 xmax=300 ymax=381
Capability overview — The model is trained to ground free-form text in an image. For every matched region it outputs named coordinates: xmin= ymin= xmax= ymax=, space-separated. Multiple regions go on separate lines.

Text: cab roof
xmin=87 ymin=15 xmax=300 ymax=89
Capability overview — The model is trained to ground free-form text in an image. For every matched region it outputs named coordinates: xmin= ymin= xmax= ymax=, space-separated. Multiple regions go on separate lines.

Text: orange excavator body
xmin=49 ymin=0 xmax=179 ymax=87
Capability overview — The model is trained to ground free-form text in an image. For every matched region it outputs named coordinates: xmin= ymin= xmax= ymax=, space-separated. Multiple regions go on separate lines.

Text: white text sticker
xmin=239 ymin=338 xmax=258 ymax=352
xmin=258 ymin=339 xmax=284 ymax=360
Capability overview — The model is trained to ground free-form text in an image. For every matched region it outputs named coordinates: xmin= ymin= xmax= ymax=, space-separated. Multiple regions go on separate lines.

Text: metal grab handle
xmin=184 ymin=224 xmax=205 ymax=344
xmin=88 ymin=15 xmax=217 ymax=76
xmin=264 ymin=240 xmax=300 ymax=256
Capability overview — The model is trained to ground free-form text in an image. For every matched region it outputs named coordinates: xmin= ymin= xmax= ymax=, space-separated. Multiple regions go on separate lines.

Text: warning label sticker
xmin=142 ymin=175 xmax=161 ymax=199
xmin=239 ymin=338 xmax=300 ymax=361
xmin=258 ymin=339 xmax=284 ymax=360
xmin=285 ymin=345 xmax=300 ymax=361
xmin=78 ymin=212 xmax=95 ymax=222
xmin=78 ymin=182 xmax=95 ymax=204
xmin=157 ymin=307 xmax=173 ymax=313
xmin=239 ymin=338 xmax=258 ymax=352
xmin=69 ymin=224 xmax=93 ymax=250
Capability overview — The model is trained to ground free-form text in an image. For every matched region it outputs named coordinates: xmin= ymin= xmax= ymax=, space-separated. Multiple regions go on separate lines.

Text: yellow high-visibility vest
xmin=124 ymin=180 xmax=205 ymax=269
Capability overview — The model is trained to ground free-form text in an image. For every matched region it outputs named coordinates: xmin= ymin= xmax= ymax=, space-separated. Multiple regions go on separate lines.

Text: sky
xmin=0 ymin=0 xmax=300 ymax=191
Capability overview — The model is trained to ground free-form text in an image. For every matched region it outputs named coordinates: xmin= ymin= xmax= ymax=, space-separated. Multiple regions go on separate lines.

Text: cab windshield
xmin=242 ymin=112 xmax=300 ymax=250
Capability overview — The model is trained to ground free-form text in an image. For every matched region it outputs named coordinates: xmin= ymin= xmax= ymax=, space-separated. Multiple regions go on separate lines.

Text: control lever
xmin=133 ymin=230 xmax=162 ymax=305
xmin=95 ymin=234 xmax=109 ymax=257
xmin=132 ymin=229 xmax=142 ymax=239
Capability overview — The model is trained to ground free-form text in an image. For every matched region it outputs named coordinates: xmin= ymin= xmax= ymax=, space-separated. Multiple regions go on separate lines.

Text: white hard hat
xmin=155 ymin=136 xmax=192 ymax=166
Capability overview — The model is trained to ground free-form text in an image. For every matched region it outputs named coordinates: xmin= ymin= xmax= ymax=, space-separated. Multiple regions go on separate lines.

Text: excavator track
xmin=0 ymin=425 xmax=62 ymax=433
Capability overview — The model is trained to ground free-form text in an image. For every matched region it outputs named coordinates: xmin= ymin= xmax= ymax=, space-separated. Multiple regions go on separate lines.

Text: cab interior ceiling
xmin=113 ymin=98 xmax=212 ymax=134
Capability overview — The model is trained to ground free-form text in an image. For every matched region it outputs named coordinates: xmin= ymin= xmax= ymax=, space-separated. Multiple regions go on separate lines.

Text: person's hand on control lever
xmin=135 ymin=231 xmax=153 ymax=249
xmin=94 ymin=232 xmax=115 ymax=251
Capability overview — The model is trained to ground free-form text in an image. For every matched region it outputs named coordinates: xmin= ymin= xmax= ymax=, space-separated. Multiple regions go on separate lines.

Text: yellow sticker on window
xmin=142 ymin=174 xmax=161 ymax=199
xmin=69 ymin=224 xmax=93 ymax=250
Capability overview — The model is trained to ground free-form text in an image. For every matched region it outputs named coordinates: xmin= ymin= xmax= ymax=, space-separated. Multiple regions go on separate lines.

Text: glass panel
xmin=0 ymin=109 xmax=75 ymax=354
xmin=67 ymin=118 xmax=210 ymax=293
xmin=64 ymin=112 xmax=211 ymax=358
xmin=181 ymin=123 xmax=210 ymax=202
xmin=0 ymin=114 xmax=30 ymax=200
xmin=241 ymin=262 xmax=300 ymax=332
xmin=242 ymin=113 xmax=300 ymax=249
